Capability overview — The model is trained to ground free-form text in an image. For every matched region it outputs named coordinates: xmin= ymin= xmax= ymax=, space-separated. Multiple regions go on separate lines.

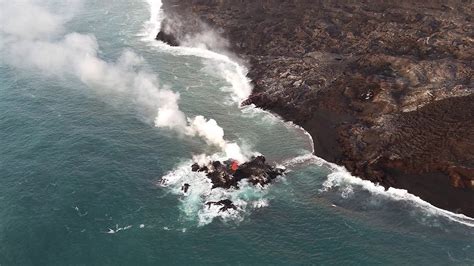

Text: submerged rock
xmin=205 ymin=199 xmax=238 ymax=212
xmin=181 ymin=183 xmax=190 ymax=193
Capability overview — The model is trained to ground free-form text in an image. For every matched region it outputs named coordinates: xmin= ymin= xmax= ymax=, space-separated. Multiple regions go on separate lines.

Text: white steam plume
xmin=141 ymin=0 xmax=252 ymax=103
xmin=0 ymin=0 xmax=246 ymax=161
xmin=186 ymin=116 xmax=246 ymax=162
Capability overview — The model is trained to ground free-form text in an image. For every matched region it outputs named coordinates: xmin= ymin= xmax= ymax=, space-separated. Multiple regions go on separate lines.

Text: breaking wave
xmin=318 ymin=157 xmax=474 ymax=227
xmin=283 ymin=153 xmax=474 ymax=227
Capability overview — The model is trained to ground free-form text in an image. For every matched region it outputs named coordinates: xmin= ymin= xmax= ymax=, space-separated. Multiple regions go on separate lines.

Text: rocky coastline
xmin=157 ymin=0 xmax=474 ymax=217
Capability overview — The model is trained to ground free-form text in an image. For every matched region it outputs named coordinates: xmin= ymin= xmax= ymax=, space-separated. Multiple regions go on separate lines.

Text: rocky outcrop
xmin=205 ymin=199 xmax=238 ymax=212
xmin=187 ymin=156 xmax=284 ymax=213
xmin=191 ymin=156 xmax=285 ymax=189
xmin=157 ymin=0 xmax=474 ymax=216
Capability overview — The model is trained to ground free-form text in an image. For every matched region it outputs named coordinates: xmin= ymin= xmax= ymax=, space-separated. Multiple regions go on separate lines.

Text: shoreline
xmin=150 ymin=0 xmax=474 ymax=218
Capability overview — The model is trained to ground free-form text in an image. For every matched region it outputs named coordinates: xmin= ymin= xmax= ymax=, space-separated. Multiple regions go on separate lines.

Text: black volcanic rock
xmin=181 ymin=183 xmax=190 ymax=193
xmin=205 ymin=199 xmax=238 ymax=212
xmin=156 ymin=30 xmax=179 ymax=46
xmin=192 ymin=156 xmax=285 ymax=189
xmin=159 ymin=0 xmax=474 ymax=217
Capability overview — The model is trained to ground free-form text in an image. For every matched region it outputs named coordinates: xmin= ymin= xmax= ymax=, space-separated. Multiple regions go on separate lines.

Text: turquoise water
xmin=0 ymin=1 xmax=473 ymax=265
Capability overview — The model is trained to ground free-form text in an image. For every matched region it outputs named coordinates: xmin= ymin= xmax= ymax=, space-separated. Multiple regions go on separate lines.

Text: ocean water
xmin=0 ymin=0 xmax=473 ymax=265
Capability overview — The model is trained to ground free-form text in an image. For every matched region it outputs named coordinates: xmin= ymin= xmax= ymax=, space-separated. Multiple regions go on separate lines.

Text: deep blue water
xmin=0 ymin=1 xmax=473 ymax=265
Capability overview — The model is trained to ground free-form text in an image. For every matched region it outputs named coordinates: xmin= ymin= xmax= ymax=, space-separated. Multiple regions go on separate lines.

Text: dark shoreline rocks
xmin=157 ymin=0 xmax=474 ymax=217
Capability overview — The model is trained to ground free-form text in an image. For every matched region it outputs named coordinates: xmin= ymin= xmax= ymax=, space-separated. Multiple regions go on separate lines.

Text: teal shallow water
xmin=0 ymin=1 xmax=473 ymax=265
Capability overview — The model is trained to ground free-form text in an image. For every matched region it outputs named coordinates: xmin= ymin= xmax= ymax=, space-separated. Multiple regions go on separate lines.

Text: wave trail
xmin=319 ymin=157 xmax=474 ymax=228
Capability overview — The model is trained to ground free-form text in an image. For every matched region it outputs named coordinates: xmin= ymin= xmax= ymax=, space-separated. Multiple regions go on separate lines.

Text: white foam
xmin=252 ymin=199 xmax=269 ymax=208
xmin=281 ymin=152 xmax=474 ymax=227
xmin=104 ymin=224 xmax=133 ymax=234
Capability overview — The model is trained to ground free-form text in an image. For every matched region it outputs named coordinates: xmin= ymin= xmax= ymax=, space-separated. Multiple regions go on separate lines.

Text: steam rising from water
xmin=141 ymin=0 xmax=268 ymax=225
xmin=139 ymin=0 xmax=252 ymax=103
xmin=0 ymin=0 xmax=245 ymax=161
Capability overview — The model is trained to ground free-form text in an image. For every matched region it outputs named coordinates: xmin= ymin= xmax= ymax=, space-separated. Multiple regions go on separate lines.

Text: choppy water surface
xmin=0 ymin=0 xmax=473 ymax=264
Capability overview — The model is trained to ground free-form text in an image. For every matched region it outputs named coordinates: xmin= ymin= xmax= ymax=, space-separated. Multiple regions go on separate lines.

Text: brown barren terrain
xmin=157 ymin=0 xmax=474 ymax=216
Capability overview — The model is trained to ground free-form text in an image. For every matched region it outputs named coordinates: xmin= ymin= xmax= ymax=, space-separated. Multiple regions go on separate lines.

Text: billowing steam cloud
xmin=0 ymin=0 xmax=247 ymax=161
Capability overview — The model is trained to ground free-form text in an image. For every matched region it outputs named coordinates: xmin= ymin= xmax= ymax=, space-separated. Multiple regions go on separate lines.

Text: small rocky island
xmin=185 ymin=156 xmax=284 ymax=212
xmin=191 ymin=155 xmax=285 ymax=189
xmin=157 ymin=0 xmax=474 ymax=217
